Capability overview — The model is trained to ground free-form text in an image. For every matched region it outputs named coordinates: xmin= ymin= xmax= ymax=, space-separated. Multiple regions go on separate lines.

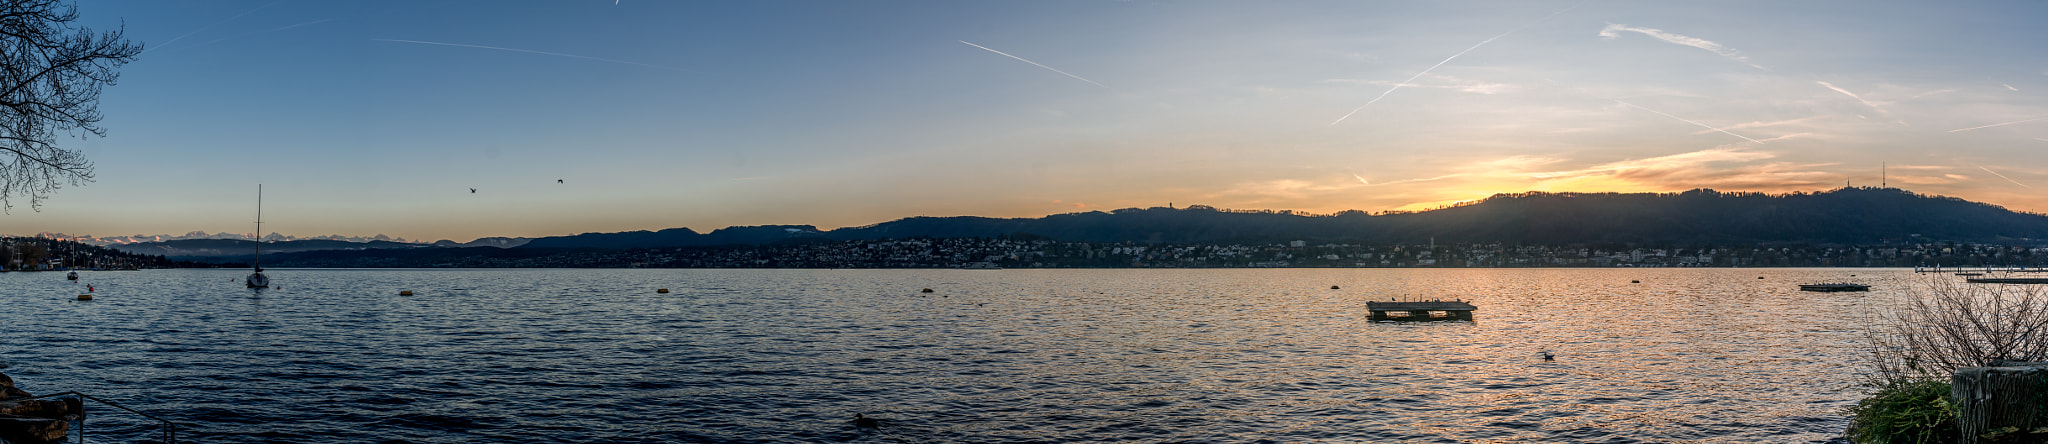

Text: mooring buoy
xmin=657 ymin=289 xmax=670 ymax=293
xmin=77 ymin=294 xmax=92 ymax=301
xmin=921 ymin=288 xmax=934 ymax=293
xmin=1331 ymin=285 xmax=1341 ymax=290
xmin=1631 ymin=280 xmax=1640 ymax=283
xmin=399 ymin=290 xmax=414 ymax=296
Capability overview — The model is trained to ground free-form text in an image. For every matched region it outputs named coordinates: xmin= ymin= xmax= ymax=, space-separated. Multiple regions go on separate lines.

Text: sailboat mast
xmin=254 ymin=184 xmax=262 ymax=269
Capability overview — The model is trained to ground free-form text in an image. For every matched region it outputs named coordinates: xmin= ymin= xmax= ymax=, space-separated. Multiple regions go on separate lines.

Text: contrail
xmin=373 ymin=39 xmax=696 ymax=73
xmin=267 ymin=19 xmax=336 ymax=33
xmin=1977 ymin=165 xmax=2032 ymax=188
xmin=1611 ymin=99 xmax=1764 ymax=144
xmin=1816 ymin=81 xmax=1881 ymax=112
xmin=1948 ymin=116 xmax=2048 ymax=133
xmin=183 ymin=19 xmax=338 ymax=52
xmin=1329 ymin=1 xmax=1587 ymax=127
xmin=144 ymin=0 xmax=287 ymax=55
xmin=958 ymin=40 xmax=1106 ymax=88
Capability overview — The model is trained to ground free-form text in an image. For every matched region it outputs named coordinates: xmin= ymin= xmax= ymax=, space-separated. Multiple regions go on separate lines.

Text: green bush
xmin=1845 ymin=378 xmax=1957 ymax=444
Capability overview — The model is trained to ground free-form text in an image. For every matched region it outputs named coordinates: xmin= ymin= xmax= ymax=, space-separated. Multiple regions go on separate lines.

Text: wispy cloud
xmin=1531 ymin=148 xmax=1774 ymax=180
xmin=1355 ymin=172 xmax=1469 ymax=186
xmin=1816 ymin=81 xmax=1883 ymax=112
xmin=959 ymin=41 xmax=1107 ymax=89
xmin=2006 ymin=83 xmax=2020 ymax=92
xmin=1328 ymin=1 xmax=1585 ymax=127
xmin=1610 ymin=99 xmax=1765 ymax=144
xmin=373 ymin=39 xmax=696 ymax=73
xmin=1912 ymin=88 xmax=1959 ymax=99
xmin=1598 ymin=24 xmax=1766 ymax=70
xmin=1523 ymin=147 xmax=1841 ymax=192
xmin=1373 ymin=148 xmax=1832 ymax=212
xmin=1948 ymin=116 xmax=2048 ymax=133
xmin=1976 ymin=165 xmax=2032 ymax=188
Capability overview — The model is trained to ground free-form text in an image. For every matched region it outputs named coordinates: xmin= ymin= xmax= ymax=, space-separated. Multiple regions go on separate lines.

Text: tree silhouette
xmin=0 ymin=0 xmax=140 ymax=212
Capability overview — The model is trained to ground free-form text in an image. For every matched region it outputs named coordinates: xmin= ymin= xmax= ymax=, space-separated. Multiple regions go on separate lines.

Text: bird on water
xmin=1541 ymin=351 xmax=1555 ymax=361
xmin=853 ymin=413 xmax=880 ymax=428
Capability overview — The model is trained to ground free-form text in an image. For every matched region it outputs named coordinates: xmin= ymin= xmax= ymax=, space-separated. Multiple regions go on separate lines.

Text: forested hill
xmin=518 ymin=187 xmax=2048 ymax=248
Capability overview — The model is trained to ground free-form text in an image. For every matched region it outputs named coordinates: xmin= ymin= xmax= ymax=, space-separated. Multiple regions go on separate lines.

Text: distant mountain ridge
xmin=510 ymin=188 xmax=2048 ymax=249
xmin=113 ymin=188 xmax=2048 ymax=261
xmin=109 ymin=239 xmax=426 ymax=259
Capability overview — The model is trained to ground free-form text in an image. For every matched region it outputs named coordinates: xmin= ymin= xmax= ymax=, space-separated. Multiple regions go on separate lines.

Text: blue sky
xmin=7 ymin=0 xmax=2048 ymax=242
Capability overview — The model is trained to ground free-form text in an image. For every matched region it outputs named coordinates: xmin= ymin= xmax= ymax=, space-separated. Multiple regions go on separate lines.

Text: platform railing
xmin=11 ymin=391 xmax=180 ymax=444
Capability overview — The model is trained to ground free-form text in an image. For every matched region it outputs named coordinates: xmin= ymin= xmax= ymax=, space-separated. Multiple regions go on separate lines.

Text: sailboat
xmin=247 ymin=184 xmax=270 ymax=289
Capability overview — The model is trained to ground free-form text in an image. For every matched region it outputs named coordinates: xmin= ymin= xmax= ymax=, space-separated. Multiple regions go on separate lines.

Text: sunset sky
xmin=6 ymin=0 xmax=2047 ymax=242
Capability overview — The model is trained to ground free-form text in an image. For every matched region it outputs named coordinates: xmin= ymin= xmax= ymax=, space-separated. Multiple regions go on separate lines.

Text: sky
xmin=4 ymin=0 xmax=2047 ymax=242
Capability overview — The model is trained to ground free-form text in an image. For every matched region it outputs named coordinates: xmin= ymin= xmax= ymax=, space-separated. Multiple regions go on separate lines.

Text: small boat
xmin=247 ymin=184 xmax=270 ymax=289
xmin=66 ymin=271 xmax=77 ymax=281
xmin=1799 ymin=283 xmax=1869 ymax=292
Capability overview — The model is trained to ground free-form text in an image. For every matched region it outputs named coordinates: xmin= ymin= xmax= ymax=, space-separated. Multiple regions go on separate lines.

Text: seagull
xmin=469 ymin=188 xmax=477 ymax=193
xmin=557 ymin=179 xmax=564 ymax=184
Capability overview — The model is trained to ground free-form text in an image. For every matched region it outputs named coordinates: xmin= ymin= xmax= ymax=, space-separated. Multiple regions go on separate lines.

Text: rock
xmin=0 ymin=417 xmax=67 ymax=443
xmin=0 ymin=399 xmax=76 ymax=419
xmin=0 ymin=386 xmax=29 ymax=401
xmin=0 ymin=372 xmax=12 ymax=388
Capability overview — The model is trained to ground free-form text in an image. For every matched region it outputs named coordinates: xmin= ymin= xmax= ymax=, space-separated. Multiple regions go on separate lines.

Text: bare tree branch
xmin=0 ymin=0 xmax=139 ymax=212
xmin=1864 ymin=278 xmax=2048 ymax=385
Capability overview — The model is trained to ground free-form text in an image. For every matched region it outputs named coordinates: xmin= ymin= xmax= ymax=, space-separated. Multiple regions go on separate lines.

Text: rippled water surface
xmin=0 ymin=268 xmax=1916 ymax=442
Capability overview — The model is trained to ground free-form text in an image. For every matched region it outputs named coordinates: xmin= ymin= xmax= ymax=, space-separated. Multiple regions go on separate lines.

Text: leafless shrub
xmin=1864 ymin=278 xmax=2048 ymax=384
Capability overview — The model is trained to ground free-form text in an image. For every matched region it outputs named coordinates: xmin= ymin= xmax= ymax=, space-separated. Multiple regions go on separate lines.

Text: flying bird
xmin=469 ymin=188 xmax=477 ymax=193
xmin=557 ymin=179 xmax=563 ymax=184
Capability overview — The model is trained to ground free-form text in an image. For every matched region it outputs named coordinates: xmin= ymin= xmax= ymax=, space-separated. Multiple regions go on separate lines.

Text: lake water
xmin=1 ymin=267 xmax=1918 ymax=442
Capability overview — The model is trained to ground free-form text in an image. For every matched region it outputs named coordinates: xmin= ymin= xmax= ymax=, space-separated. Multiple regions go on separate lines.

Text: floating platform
xmin=1367 ymin=300 xmax=1477 ymax=321
xmin=1799 ymin=283 xmax=1870 ymax=292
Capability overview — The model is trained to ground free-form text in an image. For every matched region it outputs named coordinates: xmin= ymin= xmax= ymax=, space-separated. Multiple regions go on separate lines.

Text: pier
xmin=1367 ymin=299 xmax=1477 ymax=321
xmin=1915 ymin=266 xmax=2048 ymax=274
xmin=1965 ymin=277 xmax=2048 ymax=284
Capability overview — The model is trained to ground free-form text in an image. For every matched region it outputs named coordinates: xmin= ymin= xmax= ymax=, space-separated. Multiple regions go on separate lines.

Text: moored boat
xmin=247 ymin=184 xmax=271 ymax=289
